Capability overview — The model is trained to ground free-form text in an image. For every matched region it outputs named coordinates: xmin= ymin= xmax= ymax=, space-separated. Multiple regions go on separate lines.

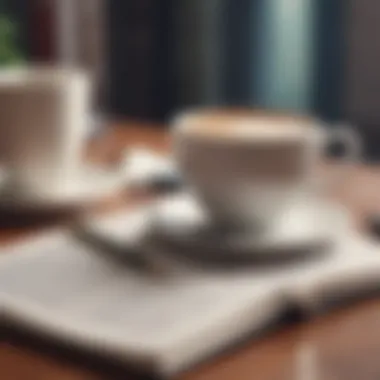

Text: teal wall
xmin=253 ymin=0 xmax=316 ymax=112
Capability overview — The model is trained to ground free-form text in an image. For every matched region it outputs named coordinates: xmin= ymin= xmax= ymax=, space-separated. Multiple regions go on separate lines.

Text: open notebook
xmin=1 ymin=209 xmax=380 ymax=377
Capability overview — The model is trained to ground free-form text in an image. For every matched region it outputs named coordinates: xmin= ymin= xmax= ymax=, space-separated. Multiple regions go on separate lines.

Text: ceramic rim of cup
xmin=171 ymin=108 xmax=322 ymax=145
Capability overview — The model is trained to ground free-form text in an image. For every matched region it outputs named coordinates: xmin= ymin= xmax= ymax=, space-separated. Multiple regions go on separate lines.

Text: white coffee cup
xmin=0 ymin=67 xmax=90 ymax=196
xmin=173 ymin=109 xmax=360 ymax=230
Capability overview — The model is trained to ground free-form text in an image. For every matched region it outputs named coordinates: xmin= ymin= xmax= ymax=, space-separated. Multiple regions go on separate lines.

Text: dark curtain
xmin=106 ymin=0 xmax=175 ymax=121
xmin=106 ymin=0 xmax=346 ymax=124
xmin=314 ymin=0 xmax=345 ymax=122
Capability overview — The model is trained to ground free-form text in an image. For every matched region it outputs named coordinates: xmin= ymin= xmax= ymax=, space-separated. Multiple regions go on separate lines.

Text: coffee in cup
xmin=172 ymin=109 xmax=359 ymax=230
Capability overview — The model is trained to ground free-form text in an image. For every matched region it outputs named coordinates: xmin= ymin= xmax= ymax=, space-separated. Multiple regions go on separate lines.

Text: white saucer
xmin=0 ymin=166 xmax=126 ymax=211
xmin=147 ymin=194 xmax=352 ymax=262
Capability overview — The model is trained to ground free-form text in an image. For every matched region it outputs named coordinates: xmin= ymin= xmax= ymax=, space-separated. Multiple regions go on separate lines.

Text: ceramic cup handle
xmin=324 ymin=124 xmax=361 ymax=189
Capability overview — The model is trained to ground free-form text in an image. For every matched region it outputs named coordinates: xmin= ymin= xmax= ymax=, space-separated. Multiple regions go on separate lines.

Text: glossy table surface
xmin=2 ymin=122 xmax=380 ymax=380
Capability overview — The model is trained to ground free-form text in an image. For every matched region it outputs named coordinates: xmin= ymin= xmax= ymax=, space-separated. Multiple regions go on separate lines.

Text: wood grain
xmin=2 ymin=122 xmax=380 ymax=380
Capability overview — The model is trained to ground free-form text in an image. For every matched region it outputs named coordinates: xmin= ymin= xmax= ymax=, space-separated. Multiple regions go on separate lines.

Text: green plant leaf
xmin=0 ymin=13 xmax=25 ymax=66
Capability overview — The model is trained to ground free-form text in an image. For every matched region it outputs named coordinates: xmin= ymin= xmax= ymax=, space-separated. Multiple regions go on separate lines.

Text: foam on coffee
xmin=178 ymin=112 xmax=310 ymax=142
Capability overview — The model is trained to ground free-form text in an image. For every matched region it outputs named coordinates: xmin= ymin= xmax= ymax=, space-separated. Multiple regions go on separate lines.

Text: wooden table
xmin=2 ymin=123 xmax=380 ymax=380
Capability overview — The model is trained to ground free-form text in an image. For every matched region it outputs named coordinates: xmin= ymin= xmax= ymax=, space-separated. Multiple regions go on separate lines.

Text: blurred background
xmin=1 ymin=0 xmax=380 ymax=156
